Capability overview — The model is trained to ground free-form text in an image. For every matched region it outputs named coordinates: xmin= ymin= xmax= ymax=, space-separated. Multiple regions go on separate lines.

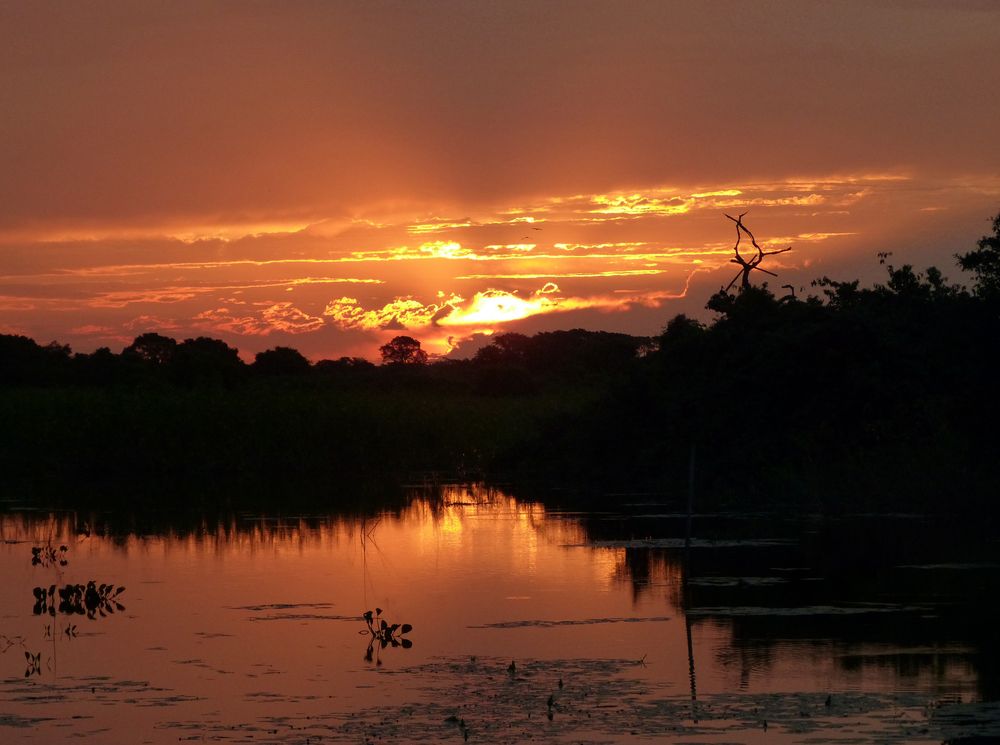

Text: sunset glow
xmin=1 ymin=3 xmax=998 ymax=359
xmin=2 ymin=7 xmax=999 ymax=743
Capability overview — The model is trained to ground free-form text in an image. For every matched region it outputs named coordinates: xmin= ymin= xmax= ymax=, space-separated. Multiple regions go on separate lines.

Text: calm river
xmin=1 ymin=485 xmax=998 ymax=743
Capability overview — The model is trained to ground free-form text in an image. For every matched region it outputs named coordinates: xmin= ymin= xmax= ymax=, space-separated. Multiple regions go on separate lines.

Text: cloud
xmin=2 ymin=166 xmax=998 ymax=360
xmin=0 ymin=296 xmax=40 ymax=312
xmin=90 ymin=290 xmax=200 ymax=309
xmin=456 ymin=269 xmax=666 ymax=280
xmin=323 ymin=278 xmax=695 ymax=335
xmin=194 ymin=303 xmax=325 ymax=336
xmin=69 ymin=324 xmax=125 ymax=336
xmin=323 ymin=295 xmax=464 ymax=331
xmin=2 ymin=1 xmax=998 ymax=242
xmin=124 ymin=315 xmax=182 ymax=332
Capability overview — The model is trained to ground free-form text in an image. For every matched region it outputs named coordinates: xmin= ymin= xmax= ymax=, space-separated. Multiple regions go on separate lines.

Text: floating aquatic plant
xmin=32 ymin=582 xmax=126 ymax=619
xmin=24 ymin=651 xmax=41 ymax=678
xmin=20 ymin=541 xmax=128 ymax=680
xmin=31 ymin=536 xmax=124 ymax=618
xmin=30 ymin=542 xmax=68 ymax=568
xmin=360 ymin=608 xmax=413 ymax=664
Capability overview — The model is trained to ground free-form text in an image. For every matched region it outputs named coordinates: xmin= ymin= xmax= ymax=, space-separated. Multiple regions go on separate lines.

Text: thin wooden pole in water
xmin=686 ymin=611 xmax=698 ymax=722
xmin=683 ymin=441 xmax=698 ymax=720
xmin=684 ymin=443 xmax=695 ymax=560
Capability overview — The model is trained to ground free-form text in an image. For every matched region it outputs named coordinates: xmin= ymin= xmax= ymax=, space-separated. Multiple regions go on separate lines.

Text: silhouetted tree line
xmin=0 ymin=323 xmax=647 ymax=502
xmin=0 ymin=326 xmax=647 ymax=392
xmin=0 ymin=332 xmax=372 ymax=388
xmin=2 ymin=211 xmax=999 ymax=514
xmin=510 ymin=211 xmax=1000 ymax=511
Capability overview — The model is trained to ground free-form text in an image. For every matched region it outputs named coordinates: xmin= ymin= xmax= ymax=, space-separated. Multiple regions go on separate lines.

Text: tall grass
xmin=0 ymin=383 xmax=593 ymax=507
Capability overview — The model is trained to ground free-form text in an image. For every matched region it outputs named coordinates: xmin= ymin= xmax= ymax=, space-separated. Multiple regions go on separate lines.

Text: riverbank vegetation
xmin=2 ymin=212 xmax=999 ymax=516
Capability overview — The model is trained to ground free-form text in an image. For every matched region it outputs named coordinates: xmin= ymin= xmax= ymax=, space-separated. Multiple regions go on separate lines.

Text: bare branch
xmin=720 ymin=213 xmax=792 ymax=292
xmin=726 ymin=212 xmax=753 ymax=265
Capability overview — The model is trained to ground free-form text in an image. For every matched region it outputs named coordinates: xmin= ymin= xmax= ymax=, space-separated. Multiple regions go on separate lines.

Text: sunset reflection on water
xmin=0 ymin=487 xmax=992 ymax=743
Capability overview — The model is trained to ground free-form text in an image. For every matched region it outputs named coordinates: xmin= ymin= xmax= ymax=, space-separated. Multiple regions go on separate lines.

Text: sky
xmin=2 ymin=1 xmax=999 ymax=361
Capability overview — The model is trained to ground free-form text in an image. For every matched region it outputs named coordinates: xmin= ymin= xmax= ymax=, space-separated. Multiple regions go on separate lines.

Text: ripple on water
xmin=132 ymin=656 xmax=1000 ymax=744
xmin=468 ymin=616 xmax=672 ymax=629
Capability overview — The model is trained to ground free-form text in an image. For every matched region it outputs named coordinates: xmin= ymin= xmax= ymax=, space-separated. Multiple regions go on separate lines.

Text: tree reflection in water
xmin=2 ymin=487 xmax=998 ymax=707
xmin=563 ymin=503 xmax=1000 ymax=701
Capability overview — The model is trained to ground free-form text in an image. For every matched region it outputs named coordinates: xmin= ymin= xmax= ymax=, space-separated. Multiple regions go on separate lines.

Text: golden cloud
xmin=589 ymin=194 xmax=693 ymax=216
xmin=55 ymin=260 xmax=387 ymax=279
xmin=455 ymin=269 xmax=665 ymax=280
xmin=322 ymin=295 xmax=464 ymax=331
xmin=322 ymin=277 xmax=694 ymax=335
xmin=9 ymin=168 xmax=988 ymax=362
xmin=194 ymin=302 xmax=325 ymax=336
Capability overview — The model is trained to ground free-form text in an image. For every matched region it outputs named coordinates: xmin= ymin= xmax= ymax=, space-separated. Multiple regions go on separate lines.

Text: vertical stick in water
xmin=684 ymin=443 xmax=695 ymax=558
xmin=683 ymin=442 xmax=698 ymax=720
xmin=686 ymin=610 xmax=698 ymax=722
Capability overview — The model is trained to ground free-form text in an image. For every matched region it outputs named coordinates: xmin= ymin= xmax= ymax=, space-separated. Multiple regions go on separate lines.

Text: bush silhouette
xmin=122 ymin=332 xmax=177 ymax=366
xmin=380 ymin=336 xmax=428 ymax=365
xmin=172 ymin=337 xmax=245 ymax=386
xmin=957 ymin=211 xmax=1000 ymax=300
xmin=253 ymin=346 xmax=312 ymax=375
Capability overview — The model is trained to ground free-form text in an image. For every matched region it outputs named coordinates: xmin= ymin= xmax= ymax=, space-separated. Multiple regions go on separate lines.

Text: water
xmin=1 ymin=486 xmax=998 ymax=743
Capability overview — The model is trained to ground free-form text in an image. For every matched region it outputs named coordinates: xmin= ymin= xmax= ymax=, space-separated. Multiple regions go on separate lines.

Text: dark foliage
xmin=512 ymin=248 xmax=1000 ymax=512
xmin=0 ymin=335 xmax=72 ymax=385
xmin=122 ymin=332 xmax=177 ymax=366
xmin=1 ymin=210 xmax=999 ymax=516
xmin=253 ymin=346 xmax=312 ymax=376
xmin=956 ymin=211 xmax=1000 ymax=300
xmin=380 ymin=335 xmax=428 ymax=365
xmin=171 ymin=337 xmax=244 ymax=387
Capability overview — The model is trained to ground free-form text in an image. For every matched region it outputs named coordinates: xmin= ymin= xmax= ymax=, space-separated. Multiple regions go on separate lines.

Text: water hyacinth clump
xmin=31 ymin=543 xmax=68 ymax=568
xmin=32 ymin=582 xmax=126 ymax=619
xmin=361 ymin=608 xmax=413 ymax=664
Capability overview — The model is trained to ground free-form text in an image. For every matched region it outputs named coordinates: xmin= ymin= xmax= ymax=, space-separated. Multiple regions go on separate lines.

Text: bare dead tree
xmin=723 ymin=212 xmax=792 ymax=292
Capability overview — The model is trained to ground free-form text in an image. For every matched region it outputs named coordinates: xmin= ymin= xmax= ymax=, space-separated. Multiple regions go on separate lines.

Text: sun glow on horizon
xmin=437 ymin=285 xmax=560 ymax=327
xmin=4 ymin=171 xmax=998 ymax=360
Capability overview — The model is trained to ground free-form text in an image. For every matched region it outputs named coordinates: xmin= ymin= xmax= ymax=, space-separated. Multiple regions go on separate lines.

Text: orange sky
xmin=2 ymin=1 xmax=999 ymax=360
